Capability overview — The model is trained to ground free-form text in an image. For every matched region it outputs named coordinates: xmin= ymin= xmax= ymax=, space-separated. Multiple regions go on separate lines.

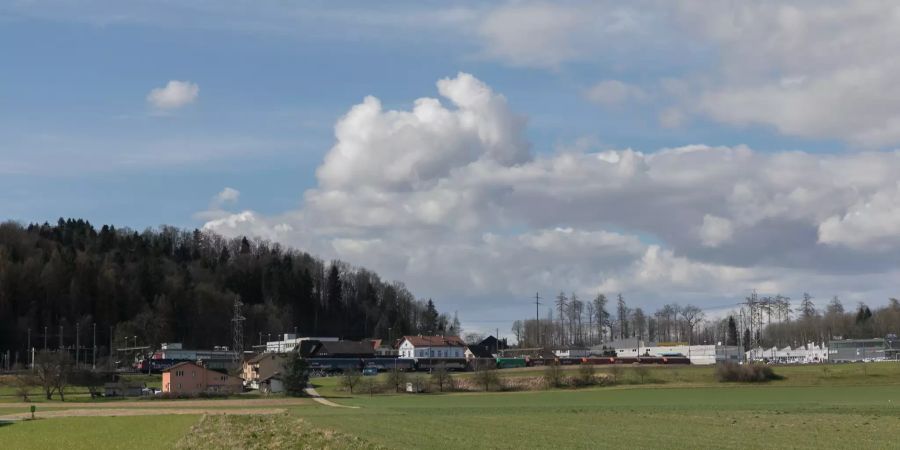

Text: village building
xmin=478 ymin=335 xmax=509 ymax=354
xmin=242 ymin=352 xmax=291 ymax=389
xmin=398 ymin=335 xmax=466 ymax=360
xmin=162 ymin=361 xmax=243 ymax=395
xmin=464 ymin=343 xmax=494 ymax=361
xmin=259 ymin=372 xmax=285 ymax=395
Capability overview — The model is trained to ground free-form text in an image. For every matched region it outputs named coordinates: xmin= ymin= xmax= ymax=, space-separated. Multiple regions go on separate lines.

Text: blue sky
xmin=2 ymin=2 xmax=836 ymax=228
xmin=3 ymin=1 xmax=900 ymax=332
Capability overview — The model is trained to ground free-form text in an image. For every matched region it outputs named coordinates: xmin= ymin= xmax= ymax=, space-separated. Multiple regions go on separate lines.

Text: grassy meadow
xmin=1 ymin=362 xmax=899 ymax=449
xmin=0 ymin=415 xmax=198 ymax=449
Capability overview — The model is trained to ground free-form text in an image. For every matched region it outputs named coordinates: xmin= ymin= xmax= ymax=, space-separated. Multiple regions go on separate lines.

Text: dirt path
xmin=303 ymin=386 xmax=360 ymax=409
xmin=0 ymin=398 xmax=309 ymax=409
xmin=0 ymin=408 xmax=285 ymax=420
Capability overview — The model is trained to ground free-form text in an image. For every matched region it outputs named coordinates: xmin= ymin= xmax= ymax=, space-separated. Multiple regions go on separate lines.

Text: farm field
xmin=1 ymin=362 xmax=899 ymax=449
xmin=0 ymin=415 xmax=199 ymax=450
xmin=297 ymin=384 xmax=900 ymax=449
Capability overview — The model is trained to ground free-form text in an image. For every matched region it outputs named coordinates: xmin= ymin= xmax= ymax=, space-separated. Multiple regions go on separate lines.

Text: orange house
xmin=161 ymin=361 xmax=243 ymax=395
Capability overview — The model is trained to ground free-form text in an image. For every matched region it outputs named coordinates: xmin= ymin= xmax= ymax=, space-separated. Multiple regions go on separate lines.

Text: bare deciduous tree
xmin=339 ymin=368 xmax=361 ymax=394
xmin=430 ymin=363 xmax=452 ymax=392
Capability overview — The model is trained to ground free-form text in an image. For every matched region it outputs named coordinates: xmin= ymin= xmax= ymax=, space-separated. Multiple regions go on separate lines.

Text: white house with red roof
xmin=398 ymin=335 xmax=466 ymax=360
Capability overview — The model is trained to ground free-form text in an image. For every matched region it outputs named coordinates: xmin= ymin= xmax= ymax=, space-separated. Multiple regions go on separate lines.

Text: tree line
xmin=510 ymin=291 xmax=900 ymax=350
xmin=511 ymin=292 xmax=705 ymax=348
xmin=0 ymin=219 xmax=457 ymax=367
xmin=726 ymin=293 xmax=900 ymax=350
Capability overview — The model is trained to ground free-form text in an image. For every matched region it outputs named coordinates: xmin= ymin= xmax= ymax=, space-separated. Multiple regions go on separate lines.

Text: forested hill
xmin=0 ymin=219 xmax=457 ymax=355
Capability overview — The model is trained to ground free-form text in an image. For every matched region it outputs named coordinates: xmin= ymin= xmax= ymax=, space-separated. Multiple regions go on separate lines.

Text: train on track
xmin=136 ymin=353 xmax=690 ymax=374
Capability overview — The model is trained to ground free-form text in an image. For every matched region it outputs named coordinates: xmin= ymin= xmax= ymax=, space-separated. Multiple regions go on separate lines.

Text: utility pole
xmin=44 ymin=326 xmax=48 ymax=350
xmin=232 ymin=298 xmax=245 ymax=366
xmin=75 ymin=325 xmax=80 ymax=367
xmin=59 ymin=325 xmax=63 ymax=352
xmin=109 ymin=325 xmax=113 ymax=371
xmin=92 ymin=323 xmax=97 ymax=370
xmin=534 ymin=292 xmax=542 ymax=348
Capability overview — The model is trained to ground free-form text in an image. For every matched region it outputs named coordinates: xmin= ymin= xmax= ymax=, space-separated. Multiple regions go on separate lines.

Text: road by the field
xmin=0 ymin=397 xmax=310 ymax=409
xmin=304 ymin=386 xmax=360 ymax=408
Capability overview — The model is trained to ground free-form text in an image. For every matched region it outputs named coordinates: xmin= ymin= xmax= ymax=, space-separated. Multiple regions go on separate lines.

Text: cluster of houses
xmin=154 ymin=334 xmax=496 ymax=396
xmin=134 ymin=334 xmax=899 ymax=397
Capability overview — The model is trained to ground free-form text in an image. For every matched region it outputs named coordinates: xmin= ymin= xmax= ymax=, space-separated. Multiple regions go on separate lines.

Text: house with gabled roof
xmin=398 ymin=335 xmax=466 ymax=360
xmin=242 ymin=352 xmax=291 ymax=389
xmin=162 ymin=361 xmax=243 ymax=395
xmin=464 ymin=343 xmax=495 ymax=361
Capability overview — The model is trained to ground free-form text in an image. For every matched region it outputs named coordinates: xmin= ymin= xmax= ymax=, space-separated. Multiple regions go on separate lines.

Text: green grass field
xmin=0 ymin=415 xmax=198 ymax=449
xmin=2 ymin=363 xmax=899 ymax=449
xmin=295 ymin=385 xmax=900 ymax=449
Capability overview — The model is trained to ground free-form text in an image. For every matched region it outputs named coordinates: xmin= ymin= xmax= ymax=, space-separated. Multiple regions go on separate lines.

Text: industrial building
xmin=602 ymin=339 xmax=742 ymax=365
xmin=746 ymin=344 xmax=828 ymax=363
xmin=828 ymin=337 xmax=894 ymax=362
xmin=264 ymin=334 xmax=339 ymax=353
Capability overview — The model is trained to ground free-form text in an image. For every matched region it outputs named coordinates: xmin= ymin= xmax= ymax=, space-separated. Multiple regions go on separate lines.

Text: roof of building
xmin=246 ymin=352 xmax=291 ymax=365
xmin=260 ymin=371 xmax=283 ymax=382
xmin=401 ymin=335 xmax=466 ymax=347
xmin=478 ymin=335 xmax=508 ymax=350
xmin=162 ymin=361 xmax=202 ymax=372
xmin=311 ymin=340 xmax=376 ymax=356
xmin=466 ymin=344 xmax=494 ymax=358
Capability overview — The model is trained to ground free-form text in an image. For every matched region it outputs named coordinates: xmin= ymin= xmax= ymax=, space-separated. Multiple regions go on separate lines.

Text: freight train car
xmin=496 ymin=357 xmax=527 ymax=369
xmin=136 ymin=358 xmax=192 ymax=373
xmin=415 ymin=358 xmax=468 ymax=371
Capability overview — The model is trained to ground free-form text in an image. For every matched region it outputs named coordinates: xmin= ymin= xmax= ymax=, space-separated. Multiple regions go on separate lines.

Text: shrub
xmin=544 ymin=362 xmax=566 ymax=388
xmin=715 ymin=362 xmax=782 ymax=382
xmin=632 ymin=365 xmax=650 ymax=384
xmin=606 ymin=365 xmax=622 ymax=384
xmin=338 ymin=369 xmax=362 ymax=393
xmin=574 ymin=364 xmax=596 ymax=387
xmin=384 ymin=367 xmax=408 ymax=393
xmin=473 ymin=363 xmax=501 ymax=391
xmin=430 ymin=363 xmax=453 ymax=392
xmin=360 ymin=376 xmax=383 ymax=396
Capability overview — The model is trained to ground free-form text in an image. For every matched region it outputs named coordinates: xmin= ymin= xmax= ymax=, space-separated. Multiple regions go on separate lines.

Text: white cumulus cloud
xmin=202 ymin=73 xmax=900 ymax=317
xmin=147 ymin=80 xmax=199 ymax=110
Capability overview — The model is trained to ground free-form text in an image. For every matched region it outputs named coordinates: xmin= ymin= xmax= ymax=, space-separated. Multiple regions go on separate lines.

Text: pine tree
xmin=726 ymin=316 xmax=738 ymax=346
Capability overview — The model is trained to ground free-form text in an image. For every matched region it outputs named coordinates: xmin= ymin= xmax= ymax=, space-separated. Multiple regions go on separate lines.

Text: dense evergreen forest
xmin=0 ymin=219 xmax=457 ymax=361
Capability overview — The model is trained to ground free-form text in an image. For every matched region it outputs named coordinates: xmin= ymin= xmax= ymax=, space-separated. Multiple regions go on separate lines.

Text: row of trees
xmin=0 ymin=219 xmax=455 ymax=365
xmin=511 ymin=293 xmax=704 ymax=348
xmin=724 ymin=294 xmax=900 ymax=350
xmin=511 ymin=291 xmax=900 ymax=350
